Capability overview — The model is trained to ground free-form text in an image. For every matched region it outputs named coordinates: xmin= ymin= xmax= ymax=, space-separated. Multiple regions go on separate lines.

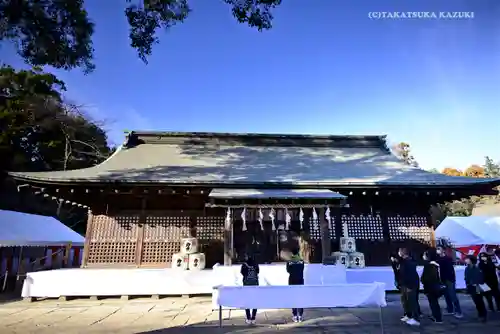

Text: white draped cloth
xmin=215 ymin=283 xmax=386 ymax=309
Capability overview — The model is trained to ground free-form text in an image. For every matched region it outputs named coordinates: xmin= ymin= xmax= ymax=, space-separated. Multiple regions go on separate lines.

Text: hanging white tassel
xmin=258 ymin=208 xmax=264 ymax=231
xmin=269 ymin=208 xmax=276 ymax=231
xmin=312 ymin=207 xmax=318 ymax=221
xmin=325 ymin=206 xmax=332 ymax=230
xmin=241 ymin=207 xmax=247 ymax=231
xmin=285 ymin=208 xmax=291 ymax=230
xmin=299 ymin=207 xmax=304 ymax=230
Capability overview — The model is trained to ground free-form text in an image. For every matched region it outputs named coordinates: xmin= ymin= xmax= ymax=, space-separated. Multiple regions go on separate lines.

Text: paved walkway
xmin=0 ymin=294 xmax=499 ymax=333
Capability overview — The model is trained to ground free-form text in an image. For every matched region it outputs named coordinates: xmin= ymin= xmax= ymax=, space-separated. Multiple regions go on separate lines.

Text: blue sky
xmin=2 ymin=0 xmax=499 ymax=171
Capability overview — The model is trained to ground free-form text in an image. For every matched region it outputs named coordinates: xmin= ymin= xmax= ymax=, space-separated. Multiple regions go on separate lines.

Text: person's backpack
xmin=244 ymin=264 xmax=259 ymax=285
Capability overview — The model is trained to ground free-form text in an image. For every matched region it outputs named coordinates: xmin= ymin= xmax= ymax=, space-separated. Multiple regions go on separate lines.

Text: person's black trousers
xmin=426 ymin=291 xmax=442 ymax=322
xmin=401 ymin=287 xmax=419 ymax=319
xmin=484 ymin=284 xmax=500 ymax=311
xmin=292 ymin=308 xmax=304 ymax=317
xmin=245 ymin=309 xmax=257 ymax=320
xmin=471 ymin=293 xmax=487 ymax=318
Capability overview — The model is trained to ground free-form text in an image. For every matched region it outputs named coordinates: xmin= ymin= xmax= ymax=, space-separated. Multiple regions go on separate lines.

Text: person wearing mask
xmin=421 ymin=249 xmax=443 ymax=323
xmin=240 ymin=254 xmax=260 ymax=324
xmin=478 ymin=252 xmax=500 ymax=312
xmin=398 ymin=248 xmax=420 ymax=326
xmin=464 ymin=255 xmax=487 ymax=322
xmin=286 ymin=248 xmax=305 ymax=323
xmin=436 ymin=246 xmax=463 ymax=318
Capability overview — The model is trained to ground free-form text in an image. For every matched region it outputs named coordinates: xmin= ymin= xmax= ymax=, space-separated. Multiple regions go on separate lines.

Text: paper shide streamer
xmin=285 ymin=208 xmax=291 ymax=230
xmin=325 ymin=207 xmax=332 ymax=230
xmin=258 ymin=208 xmax=264 ymax=231
xmin=241 ymin=207 xmax=247 ymax=231
xmin=269 ymin=208 xmax=276 ymax=231
xmin=299 ymin=207 xmax=304 ymax=230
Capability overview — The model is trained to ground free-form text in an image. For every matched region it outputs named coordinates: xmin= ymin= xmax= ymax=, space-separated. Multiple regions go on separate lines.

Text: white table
xmin=214 ymin=283 xmax=387 ymax=331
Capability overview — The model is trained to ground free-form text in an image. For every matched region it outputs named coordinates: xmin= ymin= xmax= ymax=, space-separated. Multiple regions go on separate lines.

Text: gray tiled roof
xmin=209 ymin=189 xmax=347 ymax=199
xmin=7 ymin=131 xmax=500 ymax=187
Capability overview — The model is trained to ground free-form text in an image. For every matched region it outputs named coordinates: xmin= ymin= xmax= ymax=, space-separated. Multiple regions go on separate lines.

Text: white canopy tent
xmin=0 ymin=209 xmax=84 ymax=247
xmin=435 ymin=216 xmax=500 ymax=247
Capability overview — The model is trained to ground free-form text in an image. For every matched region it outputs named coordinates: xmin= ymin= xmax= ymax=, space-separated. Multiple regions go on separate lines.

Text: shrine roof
xmin=8 ymin=131 xmax=500 ymax=188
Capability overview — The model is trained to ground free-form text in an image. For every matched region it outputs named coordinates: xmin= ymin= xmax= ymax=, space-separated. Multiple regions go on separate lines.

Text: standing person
xmin=398 ymin=248 xmax=421 ymax=326
xmin=464 ymin=255 xmax=487 ymax=322
xmin=240 ymin=254 xmax=259 ymax=324
xmin=421 ymin=249 xmax=443 ymax=324
xmin=437 ymin=246 xmax=463 ymax=318
xmin=478 ymin=252 xmax=500 ymax=311
xmin=286 ymin=248 xmax=305 ymax=323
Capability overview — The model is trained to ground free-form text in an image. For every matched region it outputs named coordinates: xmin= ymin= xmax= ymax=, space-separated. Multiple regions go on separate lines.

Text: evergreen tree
xmin=484 ymin=156 xmax=500 ymax=177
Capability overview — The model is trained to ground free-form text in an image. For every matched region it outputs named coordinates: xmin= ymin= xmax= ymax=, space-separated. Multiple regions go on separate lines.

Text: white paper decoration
xmin=241 ymin=208 xmax=247 ymax=231
xmin=285 ymin=208 xmax=291 ymax=230
xmin=299 ymin=207 xmax=304 ymax=230
xmin=258 ymin=208 xmax=264 ymax=231
xmin=325 ymin=206 xmax=332 ymax=230
xmin=269 ymin=208 xmax=276 ymax=231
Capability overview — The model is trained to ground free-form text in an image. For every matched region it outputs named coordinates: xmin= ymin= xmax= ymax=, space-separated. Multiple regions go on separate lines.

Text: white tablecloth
xmin=212 ymin=263 xmax=346 ymax=286
xmin=215 ymin=283 xmax=387 ymax=309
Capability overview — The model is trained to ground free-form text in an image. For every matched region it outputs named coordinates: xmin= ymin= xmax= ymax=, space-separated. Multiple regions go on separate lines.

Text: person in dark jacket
xmin=398 ymin=248 xmax=420 ymax=326
xmin=421 ymin=249 xmax=443 ymax=323
xmin=241 ymin=254 xmax=260 ymax=324
xmin=436 ymin=246 xmax=463 ymax=318
xmin=286 ymin=248 xmax=305 ymax=323
xmin=464 ymin=255 xmax=487 ymax=321
xmin=478 ymin=252 xmax=500 ymax=311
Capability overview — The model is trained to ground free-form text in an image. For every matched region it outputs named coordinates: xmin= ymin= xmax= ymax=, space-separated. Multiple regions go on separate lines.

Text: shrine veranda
xmin=9 ymin=131 xmax=500 ymax=298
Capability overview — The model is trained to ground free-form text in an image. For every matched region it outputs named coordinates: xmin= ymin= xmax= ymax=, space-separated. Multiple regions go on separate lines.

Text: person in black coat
xmin=398 ymin=248 xmax=421 ymax=326
xmin=436 ymin=246 xmax=463 ymax=317
xmin=421 ymin=249 xmax=443 ymax=323
xmin=465 ymin=255 xmax=487 ymax=321
xmin=286 ymin=248 xmax=305 ymax=323
xmin=240 ymin=254 xmax=260 ymax=324
xmin=478 ymin=252 xmax=500 ymax=311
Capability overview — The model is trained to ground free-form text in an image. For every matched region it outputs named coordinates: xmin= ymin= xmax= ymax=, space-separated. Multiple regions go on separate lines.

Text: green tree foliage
xmin=0 ymin=0 xmax=282 ymax=72
xmin=484 ymin=156 xmax=500 ymax=178
xmin=0 ymin=66 xmax=112 ymax=173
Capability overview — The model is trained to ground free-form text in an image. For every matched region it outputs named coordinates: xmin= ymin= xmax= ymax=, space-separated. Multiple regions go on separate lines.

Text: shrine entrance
xmin=207 ymin=188 xmax=348 ymax=264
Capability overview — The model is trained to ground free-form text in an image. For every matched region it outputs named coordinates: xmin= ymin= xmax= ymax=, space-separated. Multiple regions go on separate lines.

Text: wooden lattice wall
xmin=84 ymin=211 xmax=224 ymax=267
xmin=87 ymin=215 xmax=140 ymax=265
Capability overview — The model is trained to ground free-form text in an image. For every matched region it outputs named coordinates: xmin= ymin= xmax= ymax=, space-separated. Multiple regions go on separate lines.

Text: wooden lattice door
xmin=87 ymin=215 xmax=140 ymax=266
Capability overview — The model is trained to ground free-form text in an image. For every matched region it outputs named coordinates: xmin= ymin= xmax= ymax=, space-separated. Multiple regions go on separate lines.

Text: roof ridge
xmin=125 ymin=131 xmax=388 ymax=149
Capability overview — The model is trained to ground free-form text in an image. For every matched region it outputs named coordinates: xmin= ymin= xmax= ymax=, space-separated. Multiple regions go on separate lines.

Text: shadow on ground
xmin=137 ymin=303 xmax=500 ymax=334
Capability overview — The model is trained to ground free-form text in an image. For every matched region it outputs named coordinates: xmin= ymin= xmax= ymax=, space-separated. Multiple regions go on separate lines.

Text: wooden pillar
xmin=135 ymin=197 xmax=147 ymax=267
xmin=63 ymin=243 xmax=72 ymax=267
xmin=223 ymin=208 xmax=233 ymax=265
xmin=81 ymin=210 xmax=94 ymax=268
xmin=299 ymin=208 xmax=312 ymax=262
xmin=319 ymin=207 xmax=331 ymax=263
